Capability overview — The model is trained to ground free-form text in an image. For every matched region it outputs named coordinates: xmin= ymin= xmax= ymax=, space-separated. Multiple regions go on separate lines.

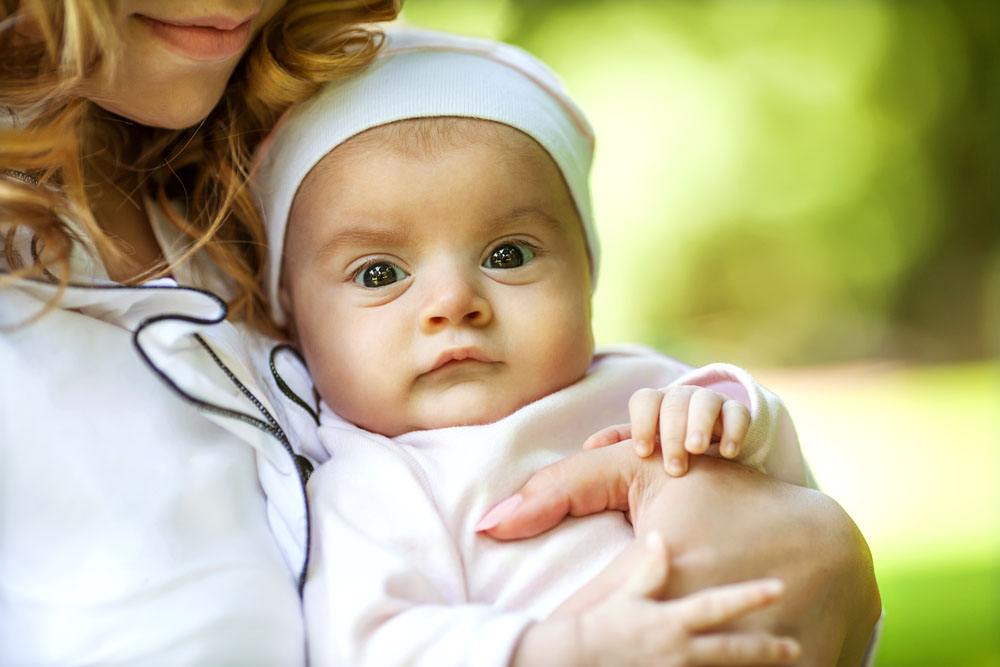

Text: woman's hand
xmin=479 ymin=442 xmax=881 ymax=666
xmin=513 ymin=531 xmax=800 ymax=667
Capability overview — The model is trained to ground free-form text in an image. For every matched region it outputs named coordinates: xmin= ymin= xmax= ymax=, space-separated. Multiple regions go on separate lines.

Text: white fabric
xmin=304 ymin=346 xmax=808 ymax=666
xmin=0 ymin=204 xmax=309 ymax=664
xmin=251 ymin=27 xmax=597 ymax=326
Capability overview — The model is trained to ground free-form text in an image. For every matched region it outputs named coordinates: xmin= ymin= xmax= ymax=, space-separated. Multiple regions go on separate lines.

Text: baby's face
xmin=281 ymin=118 xmax=594 ymax=436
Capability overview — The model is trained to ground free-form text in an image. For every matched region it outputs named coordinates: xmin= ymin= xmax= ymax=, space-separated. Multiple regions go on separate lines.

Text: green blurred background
xmin=400 ymin=1 xmax=999 ymax=664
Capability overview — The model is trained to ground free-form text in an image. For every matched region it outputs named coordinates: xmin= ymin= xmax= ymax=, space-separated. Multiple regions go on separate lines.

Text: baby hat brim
xmin=251 ymin=27 xmax=597 ymax=327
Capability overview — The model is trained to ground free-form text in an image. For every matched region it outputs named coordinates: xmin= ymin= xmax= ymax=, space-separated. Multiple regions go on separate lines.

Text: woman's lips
xmin=136 ymin=14 xmax=254 ymax=62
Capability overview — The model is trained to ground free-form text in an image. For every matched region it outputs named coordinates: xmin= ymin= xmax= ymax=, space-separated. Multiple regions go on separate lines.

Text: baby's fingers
xmin=689 ymin=633 xmax=800 ymax=665
xmin=720 ymin=400 xmax=751 ymax=458
xmin=684 ymin=388 xmax=724 ymax=455
xmin=659 ymin=386 xmax=697 ymax=476
xmin=676 ymin=578 xmax=785 ymax=632
xmin=582 ymin=423 xmax=632 ymax=450
xmin=628 ymin=389 xmax=663 ymax=457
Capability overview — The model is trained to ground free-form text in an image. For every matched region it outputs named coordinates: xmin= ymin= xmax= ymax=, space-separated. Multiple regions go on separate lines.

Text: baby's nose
xmin=419 ymin=277 xmax=493 ymax=332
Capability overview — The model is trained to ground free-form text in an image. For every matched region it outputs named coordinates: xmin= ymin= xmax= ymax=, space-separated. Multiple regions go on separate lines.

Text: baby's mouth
xmin=421 ymin=347 xmax=497 ymax=376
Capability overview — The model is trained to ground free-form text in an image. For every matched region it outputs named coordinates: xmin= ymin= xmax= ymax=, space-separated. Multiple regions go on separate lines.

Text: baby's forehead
xmin=295 ymin=117 xmax=577 ymax=221
xmin=289 ymin=118 xmax=585 ymax=249
xmin=311 ymin=117 xmax=540 ymax=173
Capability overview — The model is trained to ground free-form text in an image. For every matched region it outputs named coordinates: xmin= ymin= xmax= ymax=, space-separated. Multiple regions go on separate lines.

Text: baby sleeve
xmin=304 ymin=431 xmax=534 ymax=667
xmin=667 ymin=363 xmax=810 ymax=486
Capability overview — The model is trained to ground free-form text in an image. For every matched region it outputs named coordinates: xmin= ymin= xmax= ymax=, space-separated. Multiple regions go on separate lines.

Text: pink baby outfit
xmin=303 ymin=345 xmax=808 ymax=666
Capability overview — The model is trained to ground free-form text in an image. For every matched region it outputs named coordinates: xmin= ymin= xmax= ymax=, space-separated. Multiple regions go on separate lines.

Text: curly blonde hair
xmin=0 ymin=0 xmax=400 ymax=336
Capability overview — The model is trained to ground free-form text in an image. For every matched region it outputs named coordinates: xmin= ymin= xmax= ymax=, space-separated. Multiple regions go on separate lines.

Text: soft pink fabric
xmin=303 ymin=346 xmax=809 ymax=666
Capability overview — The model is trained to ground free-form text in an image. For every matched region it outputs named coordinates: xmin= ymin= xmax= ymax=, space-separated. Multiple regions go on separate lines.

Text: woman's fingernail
xmin=668 ymin=458 xmax=685 ymax=476
xmin=781 ymin=639 xmax=801 ymax=660
xmin=634 ymin=440 xmax=650 ymax=456
xmin=763 ymin=579 xmax=785 ymax=595
xmin=722 ymin=441 xmax=737 ymax=457
xmin=474 ymin=494 xmax=523 ymax=532
xmin=686 ymin=432 xmax=703 ymax=450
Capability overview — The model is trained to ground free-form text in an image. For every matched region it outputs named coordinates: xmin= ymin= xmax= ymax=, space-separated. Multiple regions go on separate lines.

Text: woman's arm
xmin=478 ymin=444 xmax=881 ymax=666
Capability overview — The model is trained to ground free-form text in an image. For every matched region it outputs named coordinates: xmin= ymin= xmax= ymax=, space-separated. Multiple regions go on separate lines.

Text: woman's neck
xmin=86 ymin=161 xmax=166 ymax=283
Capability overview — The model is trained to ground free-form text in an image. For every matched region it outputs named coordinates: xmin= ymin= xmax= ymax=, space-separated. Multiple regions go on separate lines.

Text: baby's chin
xmin=339 ymin=362 xmax=591 ymax=437
xmin=365 ymin=383 xmax=539 ymax=437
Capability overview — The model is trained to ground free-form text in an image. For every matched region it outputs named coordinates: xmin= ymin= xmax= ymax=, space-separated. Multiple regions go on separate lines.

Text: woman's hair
xmin=0 ymin=0 xmax=399 ymax=336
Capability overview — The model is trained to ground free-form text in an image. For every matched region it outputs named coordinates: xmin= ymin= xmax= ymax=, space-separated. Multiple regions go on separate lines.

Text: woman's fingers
xmin=659 ymin=386 xmax=696 ymax=476
xmin=476 ymin=443 xmax=640 ymax=540
xmin=582 ymin=423 xmax=632 ymax=450
xmin=720 ymin=400 xmax=751 ymax=458
xmin=684 ymin=389 xmax=724 ymax=454
xmin=689 ymin=633 xmax=801 ymax=665
xmin=620 ymin=531 xmax=670 ymax=599
xmin=628 ymin=389 xmax=662 ymax=456
xmin=675 ymin=578 xmax=785 ymax=632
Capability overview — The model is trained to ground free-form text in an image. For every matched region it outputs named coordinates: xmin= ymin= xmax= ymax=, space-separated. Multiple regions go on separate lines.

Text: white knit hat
xmin=252 ymin=27 xmax=597 ymax=326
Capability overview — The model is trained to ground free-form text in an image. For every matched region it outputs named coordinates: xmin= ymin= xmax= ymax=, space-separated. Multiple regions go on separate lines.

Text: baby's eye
xmin=354 ymin=261 xmax=408 ymax=288
xmin=483 ymin=242 xmax=535 ymax=270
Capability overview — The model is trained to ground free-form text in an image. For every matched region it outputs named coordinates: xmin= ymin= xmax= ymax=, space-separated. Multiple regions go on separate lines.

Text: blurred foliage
xmin=760 ymin=360 xmax=1000 ymax=667
xmin=876 ymin=557 xmax=1000 ymax=667
xmin=400 ymin=0 xmax=1000 ymax=367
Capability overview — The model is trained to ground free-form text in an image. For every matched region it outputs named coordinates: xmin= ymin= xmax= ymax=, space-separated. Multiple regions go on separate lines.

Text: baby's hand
xmin=514 ymin=532 xmax=799 ymax=666
xmin=583 ymin=385 xmax=750 ymax=477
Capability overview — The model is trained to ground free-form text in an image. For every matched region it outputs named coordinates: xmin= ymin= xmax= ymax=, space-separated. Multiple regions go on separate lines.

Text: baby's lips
xmin=420 ymin=346 xmax=496 ymax=377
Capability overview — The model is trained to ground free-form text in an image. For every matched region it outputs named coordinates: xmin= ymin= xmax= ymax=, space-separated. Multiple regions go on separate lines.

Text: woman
xmin=0 ymin=0 xmax=879 ymax=663
xmin=1 ymin=1 xmax=397 ymax=663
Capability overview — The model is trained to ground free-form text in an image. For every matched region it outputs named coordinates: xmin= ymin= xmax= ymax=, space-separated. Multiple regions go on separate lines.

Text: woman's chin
xmin=89 ymin=94 xmax=221 ymax=130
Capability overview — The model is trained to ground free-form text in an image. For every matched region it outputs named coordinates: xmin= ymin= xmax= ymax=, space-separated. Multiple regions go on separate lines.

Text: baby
xmin=253 ymin=28 xmax=809 ymax=667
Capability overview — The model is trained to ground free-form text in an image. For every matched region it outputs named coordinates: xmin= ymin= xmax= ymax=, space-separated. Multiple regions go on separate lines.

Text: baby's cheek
xmin=525 ymin=328 xmax=593 ymax=402
xmin=548 ymin=297 xmax=594 ymax=372
xmin=300 ymin=326 xmax=364 ymax=404
xmin=306 ymin=350 xmax=350 ymax=412
xmin=322 ymin=334 xmax=413 ymax=430
xmin=552 ymin=341 xmax=593 ymax=391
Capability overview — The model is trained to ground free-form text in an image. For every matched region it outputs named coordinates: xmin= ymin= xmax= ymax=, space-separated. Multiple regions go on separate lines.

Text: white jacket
xmin=0 ymin=206 xmax=317 ymax=665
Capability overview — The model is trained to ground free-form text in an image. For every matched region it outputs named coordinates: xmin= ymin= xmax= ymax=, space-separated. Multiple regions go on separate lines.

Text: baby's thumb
xmin=621 ymin=530 xmax=671 ymax=600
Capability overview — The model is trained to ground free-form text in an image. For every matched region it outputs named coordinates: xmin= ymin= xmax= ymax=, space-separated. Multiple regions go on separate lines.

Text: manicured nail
xmin=763 ymin=579 xmax=785 ymax=595
xmin=780 ymin=639 xmax=801 ymax=660
xmin=474 ymin=494 xmax=523 ymax=532
xmin=722 ymin=441 xmax=737 ymax=458
xmin=634 ymin=440 xmax=651 ymax=457
xmin=667 ymin=458 xmax=685 ymax=476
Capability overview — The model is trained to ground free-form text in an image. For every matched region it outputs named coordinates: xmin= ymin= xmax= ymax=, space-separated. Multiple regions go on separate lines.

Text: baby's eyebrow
xmin=314 ymin=225 xmax=411 ymax=257
xmin=489 ymin=206 xmax=566 ymax=234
